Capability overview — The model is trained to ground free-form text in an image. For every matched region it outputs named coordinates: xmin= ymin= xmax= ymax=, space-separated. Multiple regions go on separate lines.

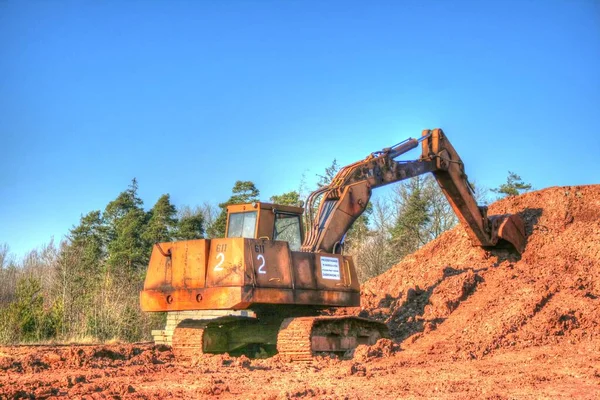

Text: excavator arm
xmin=301 ymin=128 xmax=526 ymax=254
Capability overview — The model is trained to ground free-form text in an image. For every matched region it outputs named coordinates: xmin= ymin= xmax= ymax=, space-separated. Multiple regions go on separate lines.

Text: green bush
xmin=0 ymin=276 xmax=62 ymax=344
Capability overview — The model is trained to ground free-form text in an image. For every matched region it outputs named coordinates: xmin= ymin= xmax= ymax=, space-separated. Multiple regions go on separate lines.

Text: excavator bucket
xmin=489 ymin=214 xmax=527 ymax=254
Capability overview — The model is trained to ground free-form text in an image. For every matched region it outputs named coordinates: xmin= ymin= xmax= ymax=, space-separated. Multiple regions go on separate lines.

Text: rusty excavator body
xmin=140 ymin=129 xmax=526 ymax=360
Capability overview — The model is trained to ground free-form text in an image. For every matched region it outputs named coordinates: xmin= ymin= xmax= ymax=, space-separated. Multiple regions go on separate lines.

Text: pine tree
xmin=270 ymin=191 xmax=302 ymax=207
xmin=104 ymin=178 xmax=148 ymax=273
xmin=176 ymin=214 xmax=205 ymax=240
xmin=69 ymin=210 xmax=106 ymax=271
xmin=7 ymin=276 xmax=59 ymax=342
xmin=143 ymin=194 xmax=177 ymax=244
xmin=57 ymin=210 xmax=107 ymax=338
xmin=209 ymin=181 xmax=260 ymax=238
xmin=391 ymin=177 xmax=431 ymax=257
xmin=492 ymin=171 xmax=532 ymax=197
xmin=104 ymin=178 xmax=144 ymax=222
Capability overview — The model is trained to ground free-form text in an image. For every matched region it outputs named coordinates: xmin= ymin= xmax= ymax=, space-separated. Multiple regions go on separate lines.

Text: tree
xmin=467 ymin=179 xmax=491 ymax=206
xmin=1 ymin=276 xmax=60 ymax=342
xmin=351 ymin=229 xmax=397 ymax=283
xmin=270 ymin=191 xmax=302 ymax=207
xmin=208 ymin=181 xmax=261 ymax=238
xmin=57 ymin=211 xmax=108 ymax=339
xmin=104 ymin=179 xmax=148 ymax=273
xmin=143 ymin=194 xmax=177 ymax=244
xmin=175 ymin=206 xmax=205 ymax=240
xmin=390 ymin=177 xmax=431 ymax=257
xmin=0 ymin=243 xmax=10 ymax=270
xmin=316 ymin=159 xmax=340 ymax=188
xmin=197 ymin=202 xmax=218 ymax=238
xmin=421 ymin=176 xmax=458 ymax=241
xmin=227 ymin=180 xmax=260 ymax=204
xmin=104 ymin=178 xmax=143 ymax=222
xmin=0 ymin=179 xmax=179 ymax=344
xmin=492 ymin=171 xmax=532 ymax=197
xmin=0 ymin=243 xmax=18 ymax=304
xmin=69 ymin=210 xmax=106 ymax=272
xmin=344 ymin=204 xmax=371 ymax=248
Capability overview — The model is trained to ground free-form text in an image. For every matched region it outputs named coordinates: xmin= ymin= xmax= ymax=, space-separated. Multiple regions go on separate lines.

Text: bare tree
xmin=0 ymin=243 xmax=11 ymax=270
xmin=20 ymin=240 xmax=59 ymax=304
xmin=422 ymin=176 xmax=458 ymax=241
xmin=470 ymin=179 xmax=491 ymax=206
xmin=199 ymin=202 xmax=219 ymax=233
xmin=0 ymin=243 xmax=18 ymax=305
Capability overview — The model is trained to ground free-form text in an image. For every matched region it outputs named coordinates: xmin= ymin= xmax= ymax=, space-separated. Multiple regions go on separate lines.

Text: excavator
xmin=140 ymin=128 xmax=526 ymax=361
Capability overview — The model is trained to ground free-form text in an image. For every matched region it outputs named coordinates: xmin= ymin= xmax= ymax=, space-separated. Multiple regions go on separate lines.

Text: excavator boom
xmin=302 ymin=128 xmax=526 ymax=254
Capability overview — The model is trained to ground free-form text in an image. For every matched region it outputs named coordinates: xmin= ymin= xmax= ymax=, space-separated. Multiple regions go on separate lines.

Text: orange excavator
xmin=140 ymin=129 xmax=526 ymax=360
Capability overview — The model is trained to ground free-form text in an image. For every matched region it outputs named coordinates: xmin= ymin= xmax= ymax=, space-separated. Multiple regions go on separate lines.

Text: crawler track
xmin=169 ymin=314 xmax=389 ymax=361
xmin=277 ymin=317 xmax=315 ymax=361
xmin=277 ymin=316 xmax=389 ymax=360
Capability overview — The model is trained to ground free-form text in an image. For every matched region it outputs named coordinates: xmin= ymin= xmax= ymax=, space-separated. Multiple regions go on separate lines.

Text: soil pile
xmin=359 ymin=185 xmax=600 ymax=359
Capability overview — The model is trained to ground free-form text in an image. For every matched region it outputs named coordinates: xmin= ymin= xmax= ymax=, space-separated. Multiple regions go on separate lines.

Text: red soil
xmin=1 ymin=185 xmax=599 ymax=399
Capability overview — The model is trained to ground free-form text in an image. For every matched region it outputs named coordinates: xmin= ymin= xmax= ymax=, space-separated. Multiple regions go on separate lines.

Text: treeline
xmin=0 ymin=168 xmax=531 ymax=344
xmin=0 ymin=179 xmax=209 ymax=344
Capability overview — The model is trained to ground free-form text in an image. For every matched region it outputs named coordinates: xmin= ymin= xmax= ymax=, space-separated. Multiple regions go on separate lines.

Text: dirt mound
xmin=359 ymin=185 xmax=600 ymax=359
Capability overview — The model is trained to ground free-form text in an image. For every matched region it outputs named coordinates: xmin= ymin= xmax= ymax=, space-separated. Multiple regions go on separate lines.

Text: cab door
xmin=273 ymin=212 xmax=302 ymax=251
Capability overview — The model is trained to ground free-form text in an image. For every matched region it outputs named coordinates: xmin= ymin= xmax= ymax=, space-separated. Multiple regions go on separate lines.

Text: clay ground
xmin=1 ymin=185 xmax=599 ymax=399
xmin=0 ymin=340 xmax=598 ymax=399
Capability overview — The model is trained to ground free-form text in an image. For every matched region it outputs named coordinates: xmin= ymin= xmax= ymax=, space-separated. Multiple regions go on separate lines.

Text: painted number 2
xmin=257 ymin=254 xmax=266 ymax=274
xmin=213 ymin=252 xmax=225 ymax=271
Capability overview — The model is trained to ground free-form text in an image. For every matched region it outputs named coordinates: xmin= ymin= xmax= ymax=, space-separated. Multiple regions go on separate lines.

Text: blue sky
xmin=1 ymin=1 xmax=599 ymax=258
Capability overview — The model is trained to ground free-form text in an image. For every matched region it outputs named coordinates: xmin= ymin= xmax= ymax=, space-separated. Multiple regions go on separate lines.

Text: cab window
xmin=273 ymin=212 xmax=302 ymax=251
xmin=227 ymin=212 xmax=257 ymax=238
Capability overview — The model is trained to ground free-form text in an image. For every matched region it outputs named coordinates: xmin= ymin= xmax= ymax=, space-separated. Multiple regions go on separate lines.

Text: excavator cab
xmin=225 ymin=202 xmax=304 ymax=251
